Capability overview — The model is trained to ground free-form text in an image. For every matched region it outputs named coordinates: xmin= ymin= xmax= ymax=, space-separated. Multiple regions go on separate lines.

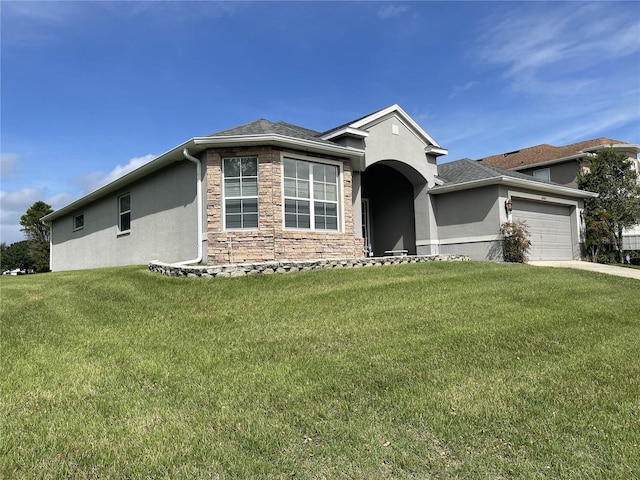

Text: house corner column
xmin=352 ymin=171 xmax=363 ymax=240
xmin=414 ymin=182 xmax=439 ymax=255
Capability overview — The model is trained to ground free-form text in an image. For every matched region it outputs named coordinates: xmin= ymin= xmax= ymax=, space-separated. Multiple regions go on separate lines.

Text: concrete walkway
xmin=529 ymin=260 xmax=640 ymax=280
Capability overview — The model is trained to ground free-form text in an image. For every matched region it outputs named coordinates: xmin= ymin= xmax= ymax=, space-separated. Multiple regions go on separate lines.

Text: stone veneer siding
xmin=149 ymin=254 xmax=470 ymax=278
xmin=206 ymin=146 xmax=362 ymax=264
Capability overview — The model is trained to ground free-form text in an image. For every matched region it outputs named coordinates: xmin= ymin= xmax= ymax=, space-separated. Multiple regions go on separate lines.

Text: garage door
xmin=512 ymin=200 xmax=574 ymax=261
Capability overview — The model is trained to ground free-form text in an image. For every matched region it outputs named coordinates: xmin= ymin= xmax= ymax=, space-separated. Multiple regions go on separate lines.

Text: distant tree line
xmin=1 ymin=201 xmax=53 ymax=273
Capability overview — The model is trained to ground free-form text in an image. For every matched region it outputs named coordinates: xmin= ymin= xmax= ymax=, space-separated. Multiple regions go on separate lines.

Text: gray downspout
xmin=174 ymin=148 xmax=204 ymax=265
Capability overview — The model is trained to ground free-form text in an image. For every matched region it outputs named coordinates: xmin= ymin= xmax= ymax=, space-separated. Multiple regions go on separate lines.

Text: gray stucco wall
xmin=50 ymin=160 xmax=202 ymax=271
xmin=433 ymin=186 xmax=503 ymax=261
xmin=520 ymin=161 xmax=581 ymax=188
xmin=362 ymin=116 xmax=438 ymax=186
xmin=435 ymin=186 xmax=501 ymax=237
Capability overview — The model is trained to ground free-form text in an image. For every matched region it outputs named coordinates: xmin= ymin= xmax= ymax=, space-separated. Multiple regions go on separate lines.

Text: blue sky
xmin=2 ymin=1 xmax=639 ymax=244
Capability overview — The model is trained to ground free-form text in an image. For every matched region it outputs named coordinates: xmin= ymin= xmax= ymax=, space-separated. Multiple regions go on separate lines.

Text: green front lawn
xmin=2 ymin=262 xmax=639 ymax=478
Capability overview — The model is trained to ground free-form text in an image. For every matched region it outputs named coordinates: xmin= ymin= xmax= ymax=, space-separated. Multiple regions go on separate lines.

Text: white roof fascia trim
xmin=192 ymin=134 xmax=365 ymax=159
xmin=511 ymin=153 xmax=591 ymax=171
xmin=349 ymin=104 xmax=443 ymax=148
xmin=425 ymin=146 xmax=449 ymax=156
xmin=430 ymin=176 xmax=599 ymax=198
xmin=320 ymin=127 xmax=369 ymax=141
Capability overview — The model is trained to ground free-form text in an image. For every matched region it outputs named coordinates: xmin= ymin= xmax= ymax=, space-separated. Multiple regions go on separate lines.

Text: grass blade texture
xmin=2 ymin=262 xmax=639 ymax=479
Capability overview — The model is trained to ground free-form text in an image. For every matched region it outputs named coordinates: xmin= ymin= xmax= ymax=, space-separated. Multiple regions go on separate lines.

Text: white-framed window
xmin=283 ymin=156 xmax=340 ymax=231
xmin=533 ymin=168 xmax=550 ymax=182
xmin=223 ymin=157 xmax=259 ymax=229
xmin=73 ymin=213 xmax=84 ymax=231
xmin=118 ymin=194 xmax=131 ymax=233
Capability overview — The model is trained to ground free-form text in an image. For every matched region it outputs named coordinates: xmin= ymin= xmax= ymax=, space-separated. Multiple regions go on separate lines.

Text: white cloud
xmin=72 ymin=154 xmax=156 ymax=194
xmin=377 ymin=5 xmax=408 ymax=20
xmin=476 ymin=3 xmax=640 ymax=95
xmin=0 ymin=188 xmax=75 ymax=245
xmin=0 ymin=153 xmax=19 ymax=178
xmin=0 ymin=154 xmax=155 ymax=245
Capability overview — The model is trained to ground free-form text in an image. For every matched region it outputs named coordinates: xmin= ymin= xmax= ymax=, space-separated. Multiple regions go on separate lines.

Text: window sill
xmin=284 ymin=228 xmax=341 ymax=234
xmin=117 ymin=230 xmax=131 ymax=237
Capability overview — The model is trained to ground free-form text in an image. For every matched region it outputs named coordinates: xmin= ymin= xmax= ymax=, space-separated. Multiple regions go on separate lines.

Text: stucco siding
xmin=50 ymin=160 xmax=200 ymax=271
xmin=439 ymin=241 xmax=502 ymax=261
xmin=520 ymin=161 xmax=581 ymax=188
xmin=362 ymin=115 xmax=438 ymax=186
xmin=433 ymin=186 xmax=502 ymax=260
xmin=435 ymin=186 xmax=501 ymax=240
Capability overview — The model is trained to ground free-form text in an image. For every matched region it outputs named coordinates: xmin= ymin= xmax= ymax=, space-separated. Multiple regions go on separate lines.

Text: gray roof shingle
xmin=435 ymin=159 xmax=560 ymax=188
xmin=205 ymin=119 xmax=337 ymax=145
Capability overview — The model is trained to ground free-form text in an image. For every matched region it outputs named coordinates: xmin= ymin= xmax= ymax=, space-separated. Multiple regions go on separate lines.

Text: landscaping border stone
xmin=149 ymin=254 xmax=470 ymax=278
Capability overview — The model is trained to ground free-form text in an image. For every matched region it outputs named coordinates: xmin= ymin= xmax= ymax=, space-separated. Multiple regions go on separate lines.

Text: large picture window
xmin=223 ymin=157 xmax=258 ymax=229
xmin=118 ymin=194 xmax=131 ymax=233
xmin=283 ymin=157 xmax=339 ymax=231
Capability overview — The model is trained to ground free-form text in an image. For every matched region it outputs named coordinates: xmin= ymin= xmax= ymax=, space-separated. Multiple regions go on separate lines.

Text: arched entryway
xmin=361 ymin=162 xmax=420 ymax=256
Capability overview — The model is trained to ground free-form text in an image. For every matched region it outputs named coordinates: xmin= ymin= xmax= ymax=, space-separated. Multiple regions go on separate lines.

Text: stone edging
xmin=149 ymin=254 xmax=470 ymax=278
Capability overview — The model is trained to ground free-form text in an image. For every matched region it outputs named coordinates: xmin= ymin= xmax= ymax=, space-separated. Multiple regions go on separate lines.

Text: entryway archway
xmin=361 ymin=162 xmax=418 ymax=257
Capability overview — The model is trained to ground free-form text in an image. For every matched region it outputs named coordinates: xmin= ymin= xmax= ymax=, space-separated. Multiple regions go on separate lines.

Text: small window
xmin=223 ymin=157 xmax=259 ymax=229
xmin=118 ymin=194 xmax=131 ymax=233
xmin=533 ymin=168 xmax=550 ymax=182
xmin=73 ymin=213 xmax=84 ymax=231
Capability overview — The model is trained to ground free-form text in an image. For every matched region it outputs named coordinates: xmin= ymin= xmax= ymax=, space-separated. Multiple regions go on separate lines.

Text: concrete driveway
xmin=529 ymin=260 xmax=640 ymax=280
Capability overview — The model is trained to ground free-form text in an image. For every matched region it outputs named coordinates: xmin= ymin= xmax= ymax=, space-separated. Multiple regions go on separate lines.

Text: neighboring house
xmin=479 ymin=138 xmax=640 ymax=250
xmin=42 ymin=105 xmax=597 ymax=271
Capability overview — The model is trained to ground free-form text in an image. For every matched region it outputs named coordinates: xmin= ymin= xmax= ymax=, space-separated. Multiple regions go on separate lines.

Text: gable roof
xmin=478 ymin=137 xmax=634 ymax=170
xmin=431 ymin=159 xmax=597 ymax=198
xmin=321 ymin=104 xmax=447 ymax=154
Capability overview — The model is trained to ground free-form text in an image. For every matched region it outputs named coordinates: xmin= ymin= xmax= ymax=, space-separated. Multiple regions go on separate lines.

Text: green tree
xmin=582 ymin=207 xmax=613 ymax=263
xmin=578 ymin=148 xmax=640 ymax=263
xmin=0 ymin=241 xmax=36 ymax=271
xmin=19 ymin=201 xmax=53 ymax=273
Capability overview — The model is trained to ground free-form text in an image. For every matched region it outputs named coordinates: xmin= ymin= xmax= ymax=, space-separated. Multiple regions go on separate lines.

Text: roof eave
xmin=431 ymin=176 xmax=599 ymax=198
xmin=193 ymin=134 xmax=365 ymax=160
xmin=42 ymin=135 xmax=365 ymax=223
xmin=510 ymin=153 xmax=590 ymax=171
xmin=42 ymin=139 xmax=198 ymax=222
xmin=320 ymin=126 xmax=369 ymax=141
xmin=586 ymin=143 xmax=640 ymax=154
xmin=425 ymin=146 xmax=448 ymax=157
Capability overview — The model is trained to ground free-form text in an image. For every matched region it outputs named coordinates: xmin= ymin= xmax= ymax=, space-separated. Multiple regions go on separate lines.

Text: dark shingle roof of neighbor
xmin=205 ymin=119 xmax=338 ymax=145
xmin=435 ymin=159 xmax=561 ymax=188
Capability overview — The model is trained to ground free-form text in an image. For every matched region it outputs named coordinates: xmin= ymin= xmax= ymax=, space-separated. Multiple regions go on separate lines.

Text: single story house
xmin=479 ymin=138 xmax=640 ymax=250
xmin=42 ymin=105 xmax=597 ymax=271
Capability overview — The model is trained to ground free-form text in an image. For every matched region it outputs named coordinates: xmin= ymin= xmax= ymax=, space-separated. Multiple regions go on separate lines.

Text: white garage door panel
xmin=512 ymin=200 xmax=573 ymax=261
